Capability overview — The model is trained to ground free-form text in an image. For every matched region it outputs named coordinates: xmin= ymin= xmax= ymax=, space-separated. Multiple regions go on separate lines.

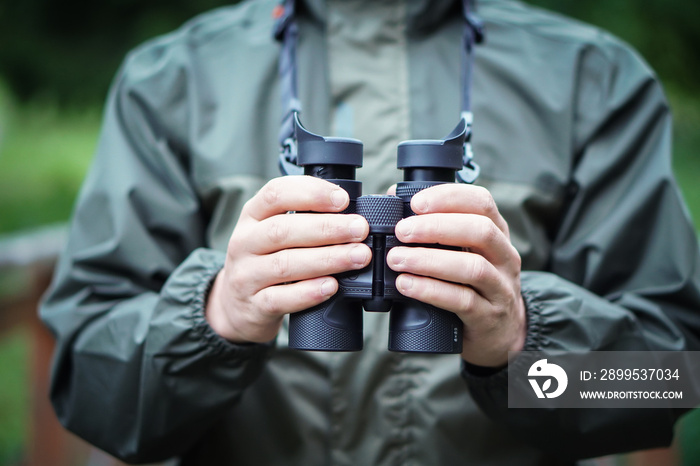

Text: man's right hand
xmin=205 ymin=176 xmax=371 ymax=343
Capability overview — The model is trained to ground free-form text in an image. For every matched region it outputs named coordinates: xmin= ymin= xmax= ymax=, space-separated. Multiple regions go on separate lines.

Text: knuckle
xmin=228 ymin=267 xmax=244 ymax=287
xmin=266 ymin=218 xmax=288 ymax=246
xmin=423 ymin=251 xmax=439 ymax=273
xmin=261 ymin=180 xmax=282 ymax=208
xmin=226 ymin=236 xmax=244 ymax=259
xmin=239 ymin=197 xmax=256 ymax=220
xmin=469 ymin=255 xmax=489 ymax=283
xmin=228 ymin=266 xmax=256 ymax=299
xmin=403 ymin=248 xmax=422 ymax=271
xmin=475 ymin=186 xmax=497 ymax=214
xmin=320 ymin=216 xmax=339 ymax=240
xmin=432 ymin=215 xmax=455 ymax=245
xmin=320 ymin=246 xmax=338 ymax=270
xmin=476 ymin=216 xmax=499 ymax=243
xmin=501 ymin=222 xmax=511 ymax=239
xmin=484 ymin=196 xmax=498 ymax=218
xmin=414 ymin=216 xmax=435 ymax=242
xmin=271 ymin=251 xmax=292 ymax=280
xmin=485 ymin=303 xmax=507 ymax=333
xmin=417 ymin=277 xmax=436 ymax=301
xmin=457 ymin=284 xmax=476 ymax=315
xmin=510 ymin=245 xmax=522 ymax=269
xmin=493 ymin=299 xmax=509 ymax=320
xmin=481 ymin=312 xmax=500 ymax=336
xmin=257 ymin=289 xmax=278 ymax=317
xmin=430 ymin=216 xmax=443 ymax=239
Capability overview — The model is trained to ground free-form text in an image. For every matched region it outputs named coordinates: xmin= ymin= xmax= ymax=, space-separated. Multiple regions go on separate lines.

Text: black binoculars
xmin=288 ymin=114 xmax=468 ymax=354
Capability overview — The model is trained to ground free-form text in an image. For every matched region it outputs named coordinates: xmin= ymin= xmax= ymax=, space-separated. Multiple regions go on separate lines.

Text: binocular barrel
xmin=389 ymin=134 xmax=466 ymax=353
xmin=287 ymin=115 xmax=466 ymax=353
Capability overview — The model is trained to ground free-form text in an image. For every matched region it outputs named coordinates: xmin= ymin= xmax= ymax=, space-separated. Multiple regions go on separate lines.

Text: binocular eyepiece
xmin=288 ymin=113 xmax=467 ymax=353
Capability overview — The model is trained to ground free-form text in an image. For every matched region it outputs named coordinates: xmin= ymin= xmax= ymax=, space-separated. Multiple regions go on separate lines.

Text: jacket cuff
xmin=167 ymin=248 xmax=276 ymax=361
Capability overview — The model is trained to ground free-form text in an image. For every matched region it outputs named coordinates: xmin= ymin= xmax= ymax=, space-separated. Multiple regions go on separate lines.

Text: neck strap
xmin=274 ymin=0 xmax=484 ymax=182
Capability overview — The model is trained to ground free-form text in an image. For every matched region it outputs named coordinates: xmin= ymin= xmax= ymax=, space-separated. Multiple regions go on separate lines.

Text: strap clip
xmin=278 ymin=136 xmax=303 ymax=176
xmin=465 ymin=12 xmax=485 ymax=44
xmin=456 ymin=114 xmax=480 ymax=184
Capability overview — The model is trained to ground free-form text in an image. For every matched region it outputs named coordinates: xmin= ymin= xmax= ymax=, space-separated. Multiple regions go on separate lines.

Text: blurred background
xmin=0 ymin=0 xmax=698 ymax=465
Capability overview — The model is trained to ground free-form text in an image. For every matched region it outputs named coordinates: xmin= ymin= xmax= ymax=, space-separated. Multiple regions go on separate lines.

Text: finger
xmin=395 ymin=213 xmax=520 ymax=268
xmin=386 ymin=184 xmax=397 ymax=196
xmin=394 ymin=273 xmax=488 ymax=317
xmin=387 ymin=246 xmax=504 ymax=298
xmin=250 ymin=243 xmax=371 ymax=289
xmin=246 ymin=213 xmax=369 ymax=255
xmin=410 ymin=184 xmax=509 ymax=236
xmin=242 ymin=176 xmax=350 ymax=222
xmin=228 ymin=276 xmax=340 ymax=343
xmin=253 ymin=276 xmax=340 ymax=318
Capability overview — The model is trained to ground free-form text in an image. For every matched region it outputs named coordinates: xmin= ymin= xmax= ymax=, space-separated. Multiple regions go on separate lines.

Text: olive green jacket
xmin=41 ymin=0 xmax=700 ymax=464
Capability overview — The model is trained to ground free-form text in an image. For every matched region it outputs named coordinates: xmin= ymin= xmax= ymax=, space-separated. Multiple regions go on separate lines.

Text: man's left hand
xmin=386 ymin=184 xmax=526 ymax=368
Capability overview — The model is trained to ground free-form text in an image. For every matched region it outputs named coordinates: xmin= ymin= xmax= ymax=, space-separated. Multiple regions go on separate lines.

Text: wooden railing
xmin=0 ymin=225 xmax=134 ymax=466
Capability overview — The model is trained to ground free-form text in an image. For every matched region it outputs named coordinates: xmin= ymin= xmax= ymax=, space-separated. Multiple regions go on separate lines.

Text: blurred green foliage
xmin=0 ymin=330 xmax=29 ymax=465
xmin=668 ymin=91 xmax=700 ymax=229
xmin=0 ymin=98 xmax=100 ymax=233
xmin=525 ymin=0 xmax=700 ymax=96
xmin=0 ymin=1 xmax=699 ymax=104
xmin=0 ymin=0 xmax=233 ymax=104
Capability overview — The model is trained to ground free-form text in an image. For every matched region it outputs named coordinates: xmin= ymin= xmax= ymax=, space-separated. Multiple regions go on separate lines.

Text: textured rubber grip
xmin=288 ymin=299 xmax=363 ymax=351
xmin=388 ymin=303 xmax=463 ymax=354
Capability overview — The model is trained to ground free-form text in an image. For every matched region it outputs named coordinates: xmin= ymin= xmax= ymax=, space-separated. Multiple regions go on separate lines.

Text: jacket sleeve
xmin=39 ymin=40 xmax=274 ymax=463
xmin=463 ymin=35 xmax=700 ymax=459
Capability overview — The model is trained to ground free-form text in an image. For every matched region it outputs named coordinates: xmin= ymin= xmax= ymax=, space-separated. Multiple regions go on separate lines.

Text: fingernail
xmin=350 ymin=245 xmax=369 ymax=265
xmin=397 ymin=275 xmax=413 ymax=292
xmin=389 ymin=249 xmax=405 ymax=267
xmin=412 ymin=193 xmax=428 ymax=213
xmin=397 ymin=219 xmax=413 ymax=238
xmin=320 ymin=279 xmax=335 ymax=296
xmin=349 ymin=218 xmax=367 ymax=239
xmin=331 ymin=189 xmax=348 ymax=209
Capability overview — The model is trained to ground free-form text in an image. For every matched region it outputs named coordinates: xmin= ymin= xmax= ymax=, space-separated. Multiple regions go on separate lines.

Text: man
xmin=41 ymin=0 xmax=700 ymax=464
